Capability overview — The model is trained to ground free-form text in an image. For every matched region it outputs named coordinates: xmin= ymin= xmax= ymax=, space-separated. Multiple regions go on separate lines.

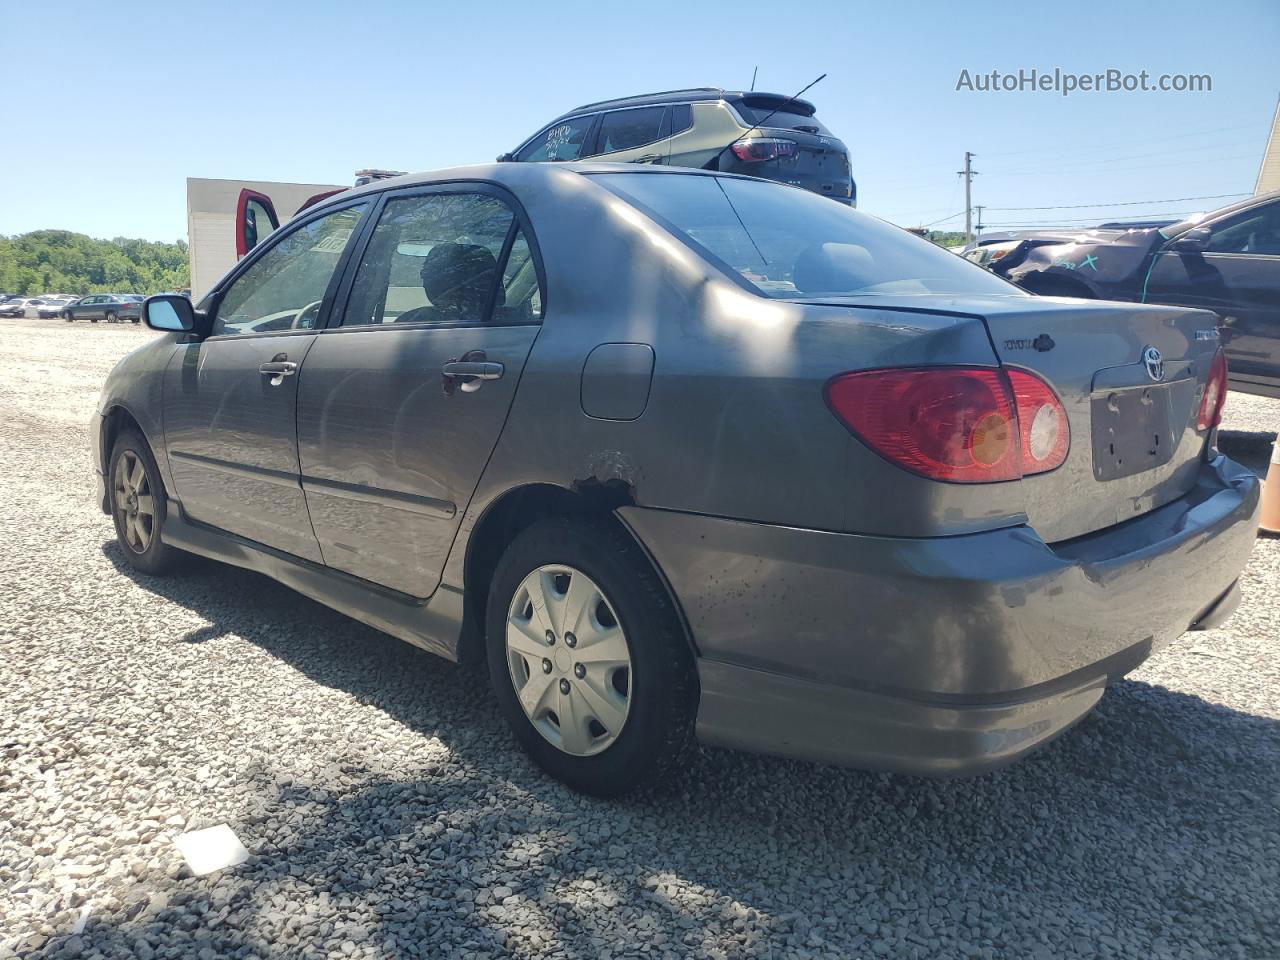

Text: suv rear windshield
xmin=731 ymin=95 xmax=829 ymax=133
xmin=597 ymin=173 xmax=1023 ymax=300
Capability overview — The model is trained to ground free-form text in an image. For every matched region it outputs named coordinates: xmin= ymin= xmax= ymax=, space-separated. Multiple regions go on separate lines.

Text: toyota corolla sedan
xmin=92 ymin=163 xmax=1259 ymax=796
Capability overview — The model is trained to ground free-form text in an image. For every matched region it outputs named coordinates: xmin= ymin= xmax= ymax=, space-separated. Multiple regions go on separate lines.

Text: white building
xmin=186 ymin=177 xmax=344 ymax=300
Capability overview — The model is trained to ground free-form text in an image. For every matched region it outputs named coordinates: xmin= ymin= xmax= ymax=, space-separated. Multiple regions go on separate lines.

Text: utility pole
xmin=958 ymin=152 xmax=979 ymax=242
xmin=974 ymin=204 xmax=985 ymax=237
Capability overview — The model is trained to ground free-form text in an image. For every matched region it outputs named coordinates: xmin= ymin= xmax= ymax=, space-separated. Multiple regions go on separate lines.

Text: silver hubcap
xmin=506 ymin=565 xmax=632 ymax=757
xmin=113 ymin=450 xmax=155 ymax=553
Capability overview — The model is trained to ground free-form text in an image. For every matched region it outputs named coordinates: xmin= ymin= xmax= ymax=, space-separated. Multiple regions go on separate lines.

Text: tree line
xmin=0 ymin=230 xmax=189 ymax=296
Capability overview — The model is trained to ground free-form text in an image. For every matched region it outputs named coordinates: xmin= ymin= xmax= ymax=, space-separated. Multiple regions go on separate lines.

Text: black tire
xmin=90 ymin=317 xmax=98 ymax=323
xmin=485 ymin=516 xmax=697 ymax=797
xmin=108 ymin=428 xmax=181 ymax=575
xmin=130 ymin=317 xmax=140 ymax=324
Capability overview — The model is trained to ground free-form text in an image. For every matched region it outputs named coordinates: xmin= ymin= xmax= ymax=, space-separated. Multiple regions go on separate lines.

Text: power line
xmin=921 ymin=211 xmax=966 ymax=227
xmin=979 ymin=120 xmax=1267 ymax=159
xmin=981 ymin=213 xmax=1200 ymax=227
xmin=987 ymin=192 xmax=1249 ymax=211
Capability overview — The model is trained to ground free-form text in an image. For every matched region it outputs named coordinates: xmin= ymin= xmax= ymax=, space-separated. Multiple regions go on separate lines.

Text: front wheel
xmin=109 ymin=429 xmax=181 ymax=575
xmin=486 ymin=517 xmax=697 ymax=797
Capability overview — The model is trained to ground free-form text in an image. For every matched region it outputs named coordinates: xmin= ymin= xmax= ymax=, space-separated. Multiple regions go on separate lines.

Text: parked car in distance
xmin=64 ymin=294 xmax=144 ymax=323
xmin=990 ymin=191 xmax=1280 ymax=398
xmin=94 ymin=162 xmax=1258 ymax=797
xmin=0 ymin=297 xmax=34 ymax=317
xmin=501 ymin=87 xmax=855 ymax=205
xmin=27 ymin=296 xmax=78 ymax=318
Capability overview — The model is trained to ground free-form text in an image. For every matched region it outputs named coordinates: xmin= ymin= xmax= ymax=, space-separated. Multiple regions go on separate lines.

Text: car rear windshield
xmin=597 ymin=173 xmax=1022 ymax=299
xmin=731 ymin=95 xmax=828 ymax=133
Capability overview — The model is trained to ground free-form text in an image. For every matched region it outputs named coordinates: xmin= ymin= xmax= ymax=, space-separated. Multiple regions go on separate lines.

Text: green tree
xmin=0 ymin=230 xmax=189 ymax=296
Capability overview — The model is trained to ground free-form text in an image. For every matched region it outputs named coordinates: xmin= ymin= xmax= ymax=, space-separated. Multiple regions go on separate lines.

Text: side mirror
xmin=144 ymin=294 xmax=196 ymax=332
xmin=495 ymin=152 xmax=515 ymax=163
xmin=1172 ymin=226 xmax=1211 ymax=253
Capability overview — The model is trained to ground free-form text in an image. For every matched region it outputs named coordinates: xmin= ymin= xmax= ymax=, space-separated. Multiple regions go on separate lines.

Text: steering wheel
xmin=295 ymin=300 xmax=324 ymax=329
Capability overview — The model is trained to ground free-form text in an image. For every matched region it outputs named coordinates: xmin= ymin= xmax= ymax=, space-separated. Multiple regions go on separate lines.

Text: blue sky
xmin=2 ymin=0 xmax=1277 ymax=241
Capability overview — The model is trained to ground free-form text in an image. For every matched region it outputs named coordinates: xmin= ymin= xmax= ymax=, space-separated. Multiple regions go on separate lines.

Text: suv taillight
xmin=825 ymin=367 xmax=1070 ymax=483
xmin=1196 ymin=349 xmax=1228 ymax=431
xmin=730 ymin=138 xmax=797 ymax=163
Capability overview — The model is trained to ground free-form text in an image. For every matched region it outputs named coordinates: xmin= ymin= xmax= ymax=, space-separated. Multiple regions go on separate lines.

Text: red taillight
xmin=1006 ymin=370 xmax=1070 ymax=475
xmin=730 ymin=138 xmax=798 ymax=163
xmin=1196 ymin=349 xmax=1228 ymax=431
xmin=825 ymin=366 xmax=1070 ymax=483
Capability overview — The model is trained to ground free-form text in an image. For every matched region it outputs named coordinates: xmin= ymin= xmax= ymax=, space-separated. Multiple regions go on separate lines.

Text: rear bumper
xmin=619 ymin=454 xmax=1260 ymax=775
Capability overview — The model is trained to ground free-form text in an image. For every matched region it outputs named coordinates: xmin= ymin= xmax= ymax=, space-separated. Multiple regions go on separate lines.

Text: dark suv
xmin=992 ymin=191 xmax=1280 ymax=398
xmin=501 ymin=87 xmax=855 ymax=205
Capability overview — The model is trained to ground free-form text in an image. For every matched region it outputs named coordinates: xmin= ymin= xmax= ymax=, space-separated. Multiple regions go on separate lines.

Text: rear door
xmin=296 ymin=184 xmax=544 ymax=597
xmin=587 ymin=106 xmax=671 ymax=164
xmin=163 ymin=200 xmax=369 ymax=561
xmin=236 ymin=188 xmax=281 ymax=259
xmin=1144 ymin=199 xmax=1280 ymax=391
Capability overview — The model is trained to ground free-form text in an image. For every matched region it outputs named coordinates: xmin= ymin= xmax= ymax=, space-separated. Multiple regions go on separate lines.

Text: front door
xmin=296 ymin=186 xmax=544 ymax=596
xmin=1145 ymin=199 xmax=1280 ymax=388
xmin=163 ymin=202 xmax=369 ymax=561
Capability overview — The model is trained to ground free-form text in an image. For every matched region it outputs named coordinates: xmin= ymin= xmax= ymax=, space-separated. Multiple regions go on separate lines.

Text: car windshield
xmin=598 ymin=173 xmax=1023 ymax=299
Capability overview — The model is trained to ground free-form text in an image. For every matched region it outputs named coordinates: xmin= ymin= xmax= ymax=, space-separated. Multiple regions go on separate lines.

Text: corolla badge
xmin=1142 ymin=345 xmax=1165 ymax=382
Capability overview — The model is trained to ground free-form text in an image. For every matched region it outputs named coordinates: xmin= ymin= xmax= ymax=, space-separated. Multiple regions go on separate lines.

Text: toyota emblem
xmin=1142 ymin=346 xmax=1165 ymax=382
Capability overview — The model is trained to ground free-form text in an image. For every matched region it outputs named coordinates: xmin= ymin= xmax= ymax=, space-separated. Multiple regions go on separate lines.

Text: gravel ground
xmin=1 ymin=317 xmax=1278 ymax=960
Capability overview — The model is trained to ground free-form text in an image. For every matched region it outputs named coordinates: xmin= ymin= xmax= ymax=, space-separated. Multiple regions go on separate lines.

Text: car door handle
xmin=259 ymin=359 xmax=297 ymax=386
xmin=442 ymin=361 xmax=504 ymax=380
xmin=442 ymin=355 xmax=504 ymax=395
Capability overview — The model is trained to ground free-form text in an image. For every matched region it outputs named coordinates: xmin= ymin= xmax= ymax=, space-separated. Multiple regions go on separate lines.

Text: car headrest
xmin=793 ymin=242 xmax=876 ymax=295
xmin=420 ymin=242 xmax=505 ymax=308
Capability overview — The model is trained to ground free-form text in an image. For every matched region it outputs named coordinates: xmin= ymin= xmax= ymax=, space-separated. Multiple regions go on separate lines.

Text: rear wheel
xmin=109 ymin=429 xmax=181 ymax=574
xmin=486 ymin=516 xmax=696 ymax=797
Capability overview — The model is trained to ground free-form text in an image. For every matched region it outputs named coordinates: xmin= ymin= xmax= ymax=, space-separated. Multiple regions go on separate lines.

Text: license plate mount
xmin=1090 ymin=387 xmax=1176 ymax=481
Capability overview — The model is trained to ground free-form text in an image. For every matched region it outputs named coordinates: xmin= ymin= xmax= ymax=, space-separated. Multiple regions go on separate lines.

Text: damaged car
xmin=93 ymin=163 xmax=1259 ymax=796
xmin=991 ymin=191 xmax=1280 ymax=398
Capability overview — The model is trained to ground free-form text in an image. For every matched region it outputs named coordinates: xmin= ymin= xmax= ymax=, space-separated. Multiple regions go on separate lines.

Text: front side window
xmin=515 ymin=115 xmax=594 ymax=162
xmin=598 ymin=173 xmax=1023 ymax=299
xmin=213 ymin=205 xmax=366 ymax=336
xmin=1204 ymin=202 xmax=1280 ymax=255
xmin=595 ymin=107 xmax=667 ymax=154
xmin=343 ymin=192 xmax=536 ymax=326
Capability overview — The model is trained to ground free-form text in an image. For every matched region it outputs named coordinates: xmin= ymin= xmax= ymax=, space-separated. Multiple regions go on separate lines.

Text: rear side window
xmin=595 ymin=106 xmax=667 ymax=153
xmin=515 ymin=115 xmax=594 ymax=162
xmin=342 ymin=192 xmax=540 ymax=326
xmin=670 ymin=103 xmax=693 ymax=135
xmin=598 ymin=173 xmax=1022 ymax=300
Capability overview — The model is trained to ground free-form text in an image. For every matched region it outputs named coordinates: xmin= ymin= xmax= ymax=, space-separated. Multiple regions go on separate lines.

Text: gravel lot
xmin=2 ymin=317 xmax=1278 ymax=960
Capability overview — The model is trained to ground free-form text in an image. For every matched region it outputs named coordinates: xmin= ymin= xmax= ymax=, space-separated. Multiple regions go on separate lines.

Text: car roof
xmin=550 ymin=88 xmax=816 ymax=122
xmin=304 ymin=161 xmax=803 ymax=215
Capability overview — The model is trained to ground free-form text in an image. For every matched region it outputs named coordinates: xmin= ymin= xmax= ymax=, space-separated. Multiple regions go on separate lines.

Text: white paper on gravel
xmin=174 ymin=824 xmax=250 ymax=876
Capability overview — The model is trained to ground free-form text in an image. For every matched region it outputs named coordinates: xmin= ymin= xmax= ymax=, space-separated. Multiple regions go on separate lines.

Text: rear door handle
xmin=442 ymin=354 xmax=504 ymax=395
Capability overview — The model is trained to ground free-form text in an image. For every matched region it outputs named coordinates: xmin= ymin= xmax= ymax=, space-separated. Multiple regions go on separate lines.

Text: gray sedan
xmin=91 ymin=163 xmax=1259 ymax=796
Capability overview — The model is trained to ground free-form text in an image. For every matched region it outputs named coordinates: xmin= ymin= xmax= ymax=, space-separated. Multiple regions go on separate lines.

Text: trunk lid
xmin=968 ymin=294 xmax=1216 ymax=542
xmin=807 ymin=293 xmax=1220 ymax=542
